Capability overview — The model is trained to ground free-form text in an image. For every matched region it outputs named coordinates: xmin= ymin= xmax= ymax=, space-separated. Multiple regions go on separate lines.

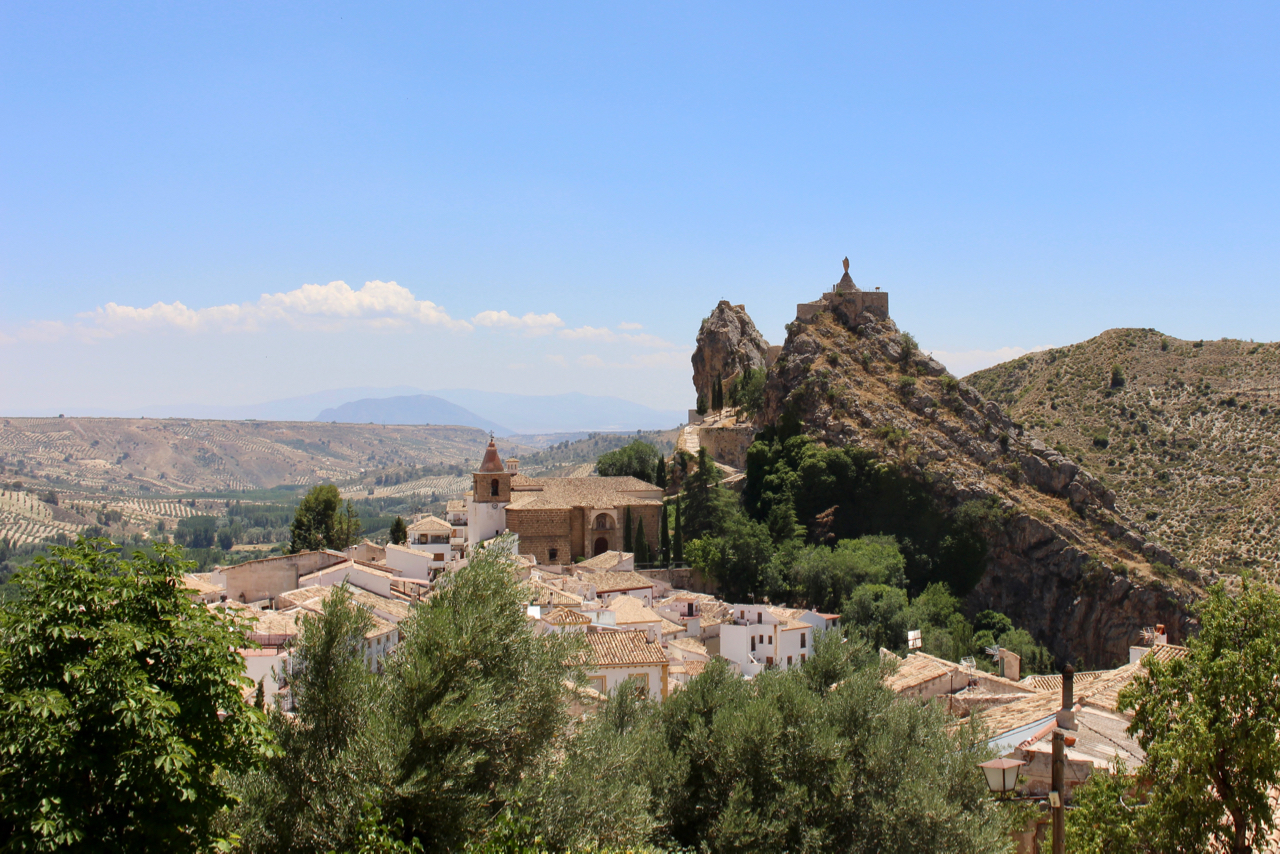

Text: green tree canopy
xmin=226 ymin=584 xmax=395 ymax=854
xmin=290 ymin=484 xmax=356 ymax=553
xmin=596 ymin=440 xmax=662 ymax=483
xmin=789 ymin=535 xmax=907 ymax=614
xmin=1113 ymin=582 xmax=1280 ymax=853
xmin=0 ymin=539 xmax=272 ymax=852
xmin=383 ymin=538 xmax=582 ymax=851
xmin=388 ymin=516 xmax=408 ymax=546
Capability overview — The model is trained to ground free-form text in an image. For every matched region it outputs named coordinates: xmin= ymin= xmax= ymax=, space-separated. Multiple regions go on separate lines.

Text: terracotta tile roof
xmin=608 ymin=594 xmax=661 ymax=626
xmin=478 ymin=438 xmax=505 ymax=473
xmin=1019 ymin=670 xmax=1108 ymax=692
xmin=669 ymin=637 xmax=709 ymax=658
xmin=544 ymin=606 xmax=591 ymax=625
xmin=577 ymin=551 xmax=630 ymax=571
xmin=407 ymin=515 xmax=452 ymax=534
xmin=883 ymin=651 xmax=956 ymax=693
xmin=684 ymin=659 xmax=707 ymax=678
xmin=971 ymin=690 xmax=1064 ymax=738
xmin=583 ymin=570 xmax=653 ymax=593
xmin=182 ymin=573 xmax=222 ymax=596
xmin=659 ymin=617 xmax=686 ymax=636
xmin=579 ymin=630 xmax=669 ymax=667
xmin=505 ymin=476 xmax=662 ymax=511
xmin=524 ymin=581 xmax=585 ymax=606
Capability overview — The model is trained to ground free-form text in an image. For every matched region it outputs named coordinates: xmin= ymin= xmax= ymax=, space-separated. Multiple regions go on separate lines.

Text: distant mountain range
xmin=24 ymin=386 xmax=685 ymax=436
xmin=316 ymin=395 xmax=513 ymax=435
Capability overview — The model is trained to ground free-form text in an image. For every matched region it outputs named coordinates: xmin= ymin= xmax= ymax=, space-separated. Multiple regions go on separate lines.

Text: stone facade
xmin=796 ymin=265 xmax=889 ymax=324
xmin=508 ymin=503 xmax=663 ymax=565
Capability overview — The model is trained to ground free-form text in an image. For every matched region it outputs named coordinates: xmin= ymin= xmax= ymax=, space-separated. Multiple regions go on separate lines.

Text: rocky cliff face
xmin=755 ymin=306 xmax=1200 ymax=668
xmin=967 ymin=328 xmax=1280 ymax=578
xmin=691 ymin=301 xmax=771 ymax=407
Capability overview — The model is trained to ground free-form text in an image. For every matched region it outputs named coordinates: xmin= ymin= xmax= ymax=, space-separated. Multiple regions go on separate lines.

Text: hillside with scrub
xmin=966 ymin=329 xmax=1280 ymax=578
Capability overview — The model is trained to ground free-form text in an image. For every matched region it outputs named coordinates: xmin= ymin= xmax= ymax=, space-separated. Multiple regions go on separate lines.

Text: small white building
xmin=580 ymin=629 xmax=670 ymax=701
xmin=718 ymin=605 xmax=816 ymax=677
xmin=406 ymin=515 xmax=463 ymax=564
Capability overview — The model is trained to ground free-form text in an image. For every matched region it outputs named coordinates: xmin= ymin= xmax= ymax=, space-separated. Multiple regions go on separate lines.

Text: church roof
xmin=477 ymin=438 xmax=505 ymax=473
xmin=505 ymin=476 xmax=662 ymax=511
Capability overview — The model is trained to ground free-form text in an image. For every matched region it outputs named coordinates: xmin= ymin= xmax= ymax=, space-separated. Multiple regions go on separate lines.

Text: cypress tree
xmin=655 ymin=455 xmax=667 ymax=489
xmin=696 ymin=394 xmax=707 ymax=416
xmin=634 ymin=518 xmax=650 ymax=565
xmin=623 ymin=506 xmax=633 ymax=553
xmin=660 ymin=503 xmax=671 ymax=567
xmin=712 ymin=374 xmax=723 ymax=411
xmin=673 ymin=498 xmax=684 ymax=564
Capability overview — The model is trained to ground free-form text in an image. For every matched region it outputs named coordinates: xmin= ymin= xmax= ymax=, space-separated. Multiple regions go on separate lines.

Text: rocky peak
xmin=691 ymin=300 xmax=771 ymax=407
xmin=757 ymin=302 xmax=1201 ymax=666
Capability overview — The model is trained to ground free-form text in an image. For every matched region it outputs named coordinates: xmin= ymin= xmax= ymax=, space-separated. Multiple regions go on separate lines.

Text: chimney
xmin=1056 ymin=665 xmax=1077 ymax=730
xmin=1155 ymin=623 xmax=1167 ymax=645
xmin=506 ymin=458 xmax=518 ymax=474
xmin=1000 ymin=649 xmax=1021 ymax=682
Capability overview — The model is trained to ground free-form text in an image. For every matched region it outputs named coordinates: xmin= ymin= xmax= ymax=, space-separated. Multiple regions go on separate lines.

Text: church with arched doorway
xmin=464 ymin=437 xmax=664 ymax=565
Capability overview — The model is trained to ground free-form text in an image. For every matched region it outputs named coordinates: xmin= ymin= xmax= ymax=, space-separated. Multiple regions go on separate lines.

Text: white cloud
xmin=617 ymin=322 xmax=643 ymax=330
xmin=59 ymin=280 xmax=472 ymax=341
xmin=470 ymin=310 xmax=564 ymax=334
xmin=545 ymin=354 xmax=568 ymax=367
xmin=928 ymin=344 xmax=1055 ymax=378
xmin=558 ymin=325 xmax=617 ymax=341
xmin=621 ymin=332 xmax=681 ymax=350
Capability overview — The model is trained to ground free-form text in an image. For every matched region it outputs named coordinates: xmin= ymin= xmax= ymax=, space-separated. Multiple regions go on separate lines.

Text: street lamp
xmin=977 ymin=757 xmax=1025 ymax=797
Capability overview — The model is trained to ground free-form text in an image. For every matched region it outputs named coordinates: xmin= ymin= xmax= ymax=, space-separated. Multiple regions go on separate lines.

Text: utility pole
xmin=1052 ymin=665 xmax=1075 ymax=854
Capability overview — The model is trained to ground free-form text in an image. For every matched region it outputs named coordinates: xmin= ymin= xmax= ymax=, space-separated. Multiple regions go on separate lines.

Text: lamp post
xmin=978 ymin=757 xmax=1025 ymax=797
xmin=976 ymin=665 xmax=1075 ymax=854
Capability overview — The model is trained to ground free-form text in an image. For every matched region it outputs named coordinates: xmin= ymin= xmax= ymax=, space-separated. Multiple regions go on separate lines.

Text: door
xmin=593 ymin=537 xmax=608 ymax=556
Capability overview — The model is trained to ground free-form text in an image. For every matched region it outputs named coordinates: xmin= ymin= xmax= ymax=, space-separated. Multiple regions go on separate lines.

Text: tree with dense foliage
xmin=659 ymin=503 xmax=671 ymax=566
xmin=485 ymin=630 xmax=1017 ymax=853
xmin=744 ymin=431 xmax=995 ymax=595
xmin=290 ymin=484 xmax=346 ymax=553
xmin=681 ymin=447 xmax=734 ymax=540
xmin=382 ymin=538 xmax=581 ymax=851
xmin=673 ymin=498 xmax=684 ymax=564
xmin=654 ymin=454 xmax=667 ymax=489
xmin=226 ymin=584 xmax=395 ymax=854
xmin=333 ymin=499 xmax=363 ymax=550
xmin=1111 ymin=582 xmax=1280 ymax=853
xmin=597 ymin=440 xmax=661 ymax=483
xmin=633 ymin=518 xmax=651 ymax=565
xmin=0 ymin=539 xmax=272 ymax=852
xmin=789 ymin=535 xmax=906 ymax=614
xmin=685 ymin=515 xmax=780 ymax=602
xmin=728 ymin=367 xmax=767 ymax=417
xmin=388 ymin=516 xmax=408 ymax=545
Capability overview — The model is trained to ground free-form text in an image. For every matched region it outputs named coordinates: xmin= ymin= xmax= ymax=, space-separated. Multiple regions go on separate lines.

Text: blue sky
xmin=3 ymin=2 xmax=1279 ymax=413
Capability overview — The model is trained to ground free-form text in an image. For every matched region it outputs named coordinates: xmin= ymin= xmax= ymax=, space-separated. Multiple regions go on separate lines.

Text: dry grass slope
xmin=966 ymin=328 xmax=1280 ymax=577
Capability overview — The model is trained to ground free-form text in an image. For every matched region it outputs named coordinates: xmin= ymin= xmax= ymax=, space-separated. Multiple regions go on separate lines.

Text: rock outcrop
xmin=749 ymin=301 xmax=1201 ymax=667
xmin=691 ymin=301 xmax=771 ymax=408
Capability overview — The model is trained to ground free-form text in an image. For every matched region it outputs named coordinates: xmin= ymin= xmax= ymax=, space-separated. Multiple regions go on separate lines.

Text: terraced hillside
xmin=967 ymin=329 xmax=1280 ymax=576
xmin=0 ymin=417 xmax=519 ymax=496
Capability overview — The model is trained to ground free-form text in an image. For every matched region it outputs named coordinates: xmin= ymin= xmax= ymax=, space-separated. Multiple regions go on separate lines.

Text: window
xmin=548 ymin=548 xmax=558 ymax=561
xmin=757 ymin=612 xmax=762 ymax=624
xmin=787 ymin=656 xmax=793 ymax=666
xmin=751 ymin=637 xmax=756 ymax=652
xmin=800 ymin=633 xmax=806 ymax=649
xmin=490 ymin=478 xmax=500 ymax=497
xmin=801 ymin=653 xmax=806 ymax=663
xmin=687 ymin=603 xmax=694 ymax=617
xmin=767 ymin=635 xmax=772 ymax=645
xmin=434 ymin=553 xmax=445 ymax=561
xmin=739 ymin=610 xmax=745 ymax=620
